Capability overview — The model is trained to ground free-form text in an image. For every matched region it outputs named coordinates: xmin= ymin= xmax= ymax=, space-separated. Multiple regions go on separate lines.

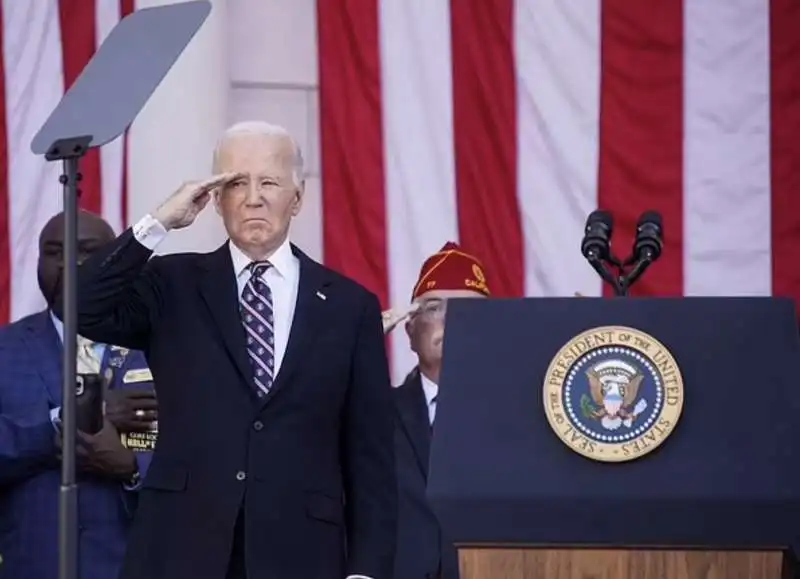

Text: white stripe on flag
xmin=515 ymin=0 xmax=602 ymax=298
xmin=3 ymin=0 xmax=65 ymax=320
xmin=683 ymin=1 xmax=772 ymax=296
xmin=380 ymin=0 xmax=458 ymax=384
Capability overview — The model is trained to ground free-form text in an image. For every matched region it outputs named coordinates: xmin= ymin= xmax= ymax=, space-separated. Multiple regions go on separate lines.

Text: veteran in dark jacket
xmin=387 ymin=241 xmax=492 ymax=579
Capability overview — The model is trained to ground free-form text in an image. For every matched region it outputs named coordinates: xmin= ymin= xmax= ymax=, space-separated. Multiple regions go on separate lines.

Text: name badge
xmin=123 ymin=368 xmax=153 ymax=383
xmin=120 ymin=430 xmax=158 ymax=453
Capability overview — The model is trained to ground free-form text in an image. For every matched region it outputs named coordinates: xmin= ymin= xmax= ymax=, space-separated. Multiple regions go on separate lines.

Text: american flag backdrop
xmin=1 ymin=1 xmax=799 ymax=384
xmin=317 ymin=0 xmax=800 ymax=379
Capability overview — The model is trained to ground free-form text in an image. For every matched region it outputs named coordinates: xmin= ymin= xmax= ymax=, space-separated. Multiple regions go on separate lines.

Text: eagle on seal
xmin=586 ymin=359 xmax=648 ymax=431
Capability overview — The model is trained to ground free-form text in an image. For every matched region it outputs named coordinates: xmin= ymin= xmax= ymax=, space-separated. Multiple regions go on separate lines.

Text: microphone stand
xmin=45 ymin=134 xmax=92 ymax=579
xmin=588 ymin=252 xmax=625 ymax=296
xmin=617 ymin=252 xmax=654 ymax=297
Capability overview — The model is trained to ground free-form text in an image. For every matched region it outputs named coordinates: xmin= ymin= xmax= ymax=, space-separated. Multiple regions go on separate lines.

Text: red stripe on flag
xmin=58 ymin=0 xmax=103 ymax=216
xmin=450 ymin=0 xmax=523 ymax=298
xmin=119 ymin=0 xmax=135 ymax=228
xmin=317 ymin=0 xmax=389 ymax=308
xmin=770 ymin=0 xmax=800 ymax=309
xmin=597 ymin=1 xmax=684 ymax=297
xmin=0 ymin=4 xmax=9 ymax=324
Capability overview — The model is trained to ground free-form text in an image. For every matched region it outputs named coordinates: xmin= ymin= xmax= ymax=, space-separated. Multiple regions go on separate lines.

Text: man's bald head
xmin=38 ymin=209 xmax=115 ymax=246
xmin=37 ymin=210 xmax=116 ymax=307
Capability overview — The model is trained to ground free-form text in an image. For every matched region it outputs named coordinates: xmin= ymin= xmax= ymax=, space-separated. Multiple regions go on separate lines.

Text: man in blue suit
xmin=0 ymin=210 xmax=157 ymax=579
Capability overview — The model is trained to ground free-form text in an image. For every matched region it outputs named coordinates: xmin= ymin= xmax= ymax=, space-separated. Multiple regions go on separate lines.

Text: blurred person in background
xmin=0 ymin=210 xmax=156 ymax=579
xmin=388 ymin=241 xmax=491 ymax=579
xmin=57 ymin=122 xmax=396 ymax=579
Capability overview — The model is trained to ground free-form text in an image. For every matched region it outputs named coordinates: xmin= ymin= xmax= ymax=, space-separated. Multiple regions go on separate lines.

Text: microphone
xmin=581 ymin=210 xmax=614 ymax=261
xmin=581 ymin=210 xmax=620 ymax=293
xmin=620 ymin=211 xmax=664 ymax=294
xmin=632 ymin=211 xmax=663 ymax=262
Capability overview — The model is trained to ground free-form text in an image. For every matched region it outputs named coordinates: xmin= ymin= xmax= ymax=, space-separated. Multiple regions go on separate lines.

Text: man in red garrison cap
xmin=388 ymin=241 xmax=491 ymax=579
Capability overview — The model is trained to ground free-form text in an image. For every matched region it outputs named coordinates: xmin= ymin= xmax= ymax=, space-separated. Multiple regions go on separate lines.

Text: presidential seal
xmin=543 ymin=326 xmax=684 ymax=462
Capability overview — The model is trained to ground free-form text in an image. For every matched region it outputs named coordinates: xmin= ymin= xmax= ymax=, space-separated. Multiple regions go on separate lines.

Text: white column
xmin=127 ymin=0 xmax=228 ymax=254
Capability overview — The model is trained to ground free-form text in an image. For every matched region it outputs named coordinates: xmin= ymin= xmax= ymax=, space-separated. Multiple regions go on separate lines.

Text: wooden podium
xmin=458 ymin=548 xmax=794 ymax=579
xmin=426 ymin=298 xmax=800 ymax=579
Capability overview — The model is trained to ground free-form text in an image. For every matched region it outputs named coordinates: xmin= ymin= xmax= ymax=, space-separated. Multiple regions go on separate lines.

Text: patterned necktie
xmin=240 ymin=261 xmax=275 ymax=398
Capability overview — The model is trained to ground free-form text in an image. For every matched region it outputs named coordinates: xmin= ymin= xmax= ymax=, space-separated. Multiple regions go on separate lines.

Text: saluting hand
xmin=382 ymin=303 xmax=420 ymax=335
xmin=153 ymin=172 xmax=243 ymax=231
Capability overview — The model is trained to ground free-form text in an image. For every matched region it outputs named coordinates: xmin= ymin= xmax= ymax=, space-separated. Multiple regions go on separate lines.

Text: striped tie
xmin=240 ymin=261 xmax=275 ymax=398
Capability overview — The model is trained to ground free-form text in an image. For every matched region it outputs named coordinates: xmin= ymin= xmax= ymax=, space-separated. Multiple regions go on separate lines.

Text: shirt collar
xmin=229 ymin=236 xmax=294 ymax=280
xmin=419 ymin=371 xmax=438 ymax=406
xmin=49 ymin=310 xmax=63 ymax=341
xmin=49 ymin=311 xmax=96 ymax=348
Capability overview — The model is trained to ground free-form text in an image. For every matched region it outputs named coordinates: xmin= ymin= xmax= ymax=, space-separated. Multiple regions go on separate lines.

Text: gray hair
xmin=213 ymin=121 xmax=305 ymax=187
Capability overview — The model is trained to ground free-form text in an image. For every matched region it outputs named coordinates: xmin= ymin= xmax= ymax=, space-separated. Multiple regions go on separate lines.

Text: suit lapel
xmin=22 ymin=311 xmax=63 ymax=406
xmin=396 ymin=370 xmax=431 ymax=476
xmin=259 ymin=246 xmax=331 ymax=409
xmin=198 ymin=243 xmax=253 ymax=389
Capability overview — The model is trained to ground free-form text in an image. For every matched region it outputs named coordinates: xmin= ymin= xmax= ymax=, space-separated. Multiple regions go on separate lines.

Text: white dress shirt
xmin=132 ymin=214 xmax=373 ymax=579
xmin=420 ymin=372 xmax=439 ymax=425
xmin=135 ymin=216 xmax=300 ymax=376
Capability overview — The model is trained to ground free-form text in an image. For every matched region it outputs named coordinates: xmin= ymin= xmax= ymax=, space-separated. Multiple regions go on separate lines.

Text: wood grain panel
xmin=459 ymin=548 xmax=791 ymax=579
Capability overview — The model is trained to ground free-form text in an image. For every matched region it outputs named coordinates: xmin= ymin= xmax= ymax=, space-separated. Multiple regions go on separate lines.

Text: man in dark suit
xmin=58 ymin=121 xmax=396 ymax=579
xmin=389 ymin=242 xmax=491 ymax=579
xmin=0 ymin=210 xmax=157 ymax=579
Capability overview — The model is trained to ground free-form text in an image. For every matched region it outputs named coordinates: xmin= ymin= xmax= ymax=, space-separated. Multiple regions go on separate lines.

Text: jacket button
xmin=253 ymin=420 xmax=263 ymax=431
xmin=236 ymin=471 xmax=246 ymax=481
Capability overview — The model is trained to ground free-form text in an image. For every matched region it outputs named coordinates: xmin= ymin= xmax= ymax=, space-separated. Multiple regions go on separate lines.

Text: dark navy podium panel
xmin=428 ymin=297 xmax=800 ymax=552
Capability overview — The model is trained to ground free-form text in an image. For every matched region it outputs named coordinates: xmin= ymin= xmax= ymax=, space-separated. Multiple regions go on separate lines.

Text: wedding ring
xmin=135 ymin=409 xmax=146 ymax=418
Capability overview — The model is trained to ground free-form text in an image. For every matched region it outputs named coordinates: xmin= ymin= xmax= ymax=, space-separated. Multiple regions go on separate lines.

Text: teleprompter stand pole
xmin=45 ymin=135 xmax=92 ymax=579
xmin=30 ymin=6 xmax=213 ymax=572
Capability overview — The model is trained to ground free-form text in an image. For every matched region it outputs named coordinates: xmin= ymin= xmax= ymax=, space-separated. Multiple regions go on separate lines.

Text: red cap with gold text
xmin=411 ymin=242 xmax=491 ymax=301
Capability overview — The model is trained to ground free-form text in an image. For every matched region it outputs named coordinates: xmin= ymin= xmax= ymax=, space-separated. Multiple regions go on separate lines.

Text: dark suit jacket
xmin=59 ymin=229 xmax=396 ymax=579
xmin=0 ymin=310 xmax=153 ymax=579
xmin=394 ymin=369 xmax=459 ymax=579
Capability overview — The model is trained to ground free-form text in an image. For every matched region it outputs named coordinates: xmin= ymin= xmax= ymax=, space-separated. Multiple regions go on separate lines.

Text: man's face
xmin=37 ymin=212 xmax=115 ymax=307
xmin=213 ymin=133 xmax=303 ymax=254
xmin=406 ymin=289 xmax=486 ymax=368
